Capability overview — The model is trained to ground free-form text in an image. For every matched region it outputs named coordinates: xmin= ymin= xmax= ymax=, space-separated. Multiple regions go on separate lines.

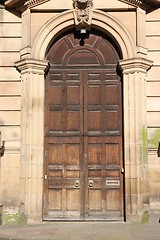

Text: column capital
xmin=15 ymin=58 xmax=49 ymax=75
xmin=118 ymin=57 xmax=153 ymax=74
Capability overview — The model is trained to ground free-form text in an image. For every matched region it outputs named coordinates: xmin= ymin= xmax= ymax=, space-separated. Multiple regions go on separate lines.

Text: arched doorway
xmin=43 ymin=30 xmax=124 ymax=221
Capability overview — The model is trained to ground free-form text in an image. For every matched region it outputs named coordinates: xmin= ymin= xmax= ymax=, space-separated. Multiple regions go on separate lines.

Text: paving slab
xmin=126 ymin=223 xmax=160 ymax=240
xmin=0 ymin=222 xmax=160 ymax=240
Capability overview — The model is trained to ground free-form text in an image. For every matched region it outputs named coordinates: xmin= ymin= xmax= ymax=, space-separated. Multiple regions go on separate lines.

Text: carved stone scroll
xmin=73 ymin=0 xmax=93 ymax=30
xmin=25 ymin=0 xmax=49 ymax=8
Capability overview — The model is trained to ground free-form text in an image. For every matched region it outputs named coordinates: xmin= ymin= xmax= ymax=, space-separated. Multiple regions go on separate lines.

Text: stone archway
xmin=31 ymin=10 xmax=136 ymax=60
xmin=43 ymin=30 xmax=124 ymax=221
xmin=16 ymin=9 xmax=152 ymax=223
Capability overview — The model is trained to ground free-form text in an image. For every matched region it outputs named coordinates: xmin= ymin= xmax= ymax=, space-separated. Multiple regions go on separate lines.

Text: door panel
xmin=44 ymin=137 xmax=83 ymax=219
xmin=84 ymin=136 xmax=122 ymax=220
xmin=44 ymin=32 xmax=123 ymax=221
xmin=84 ymin=71 xmax=121 ymax=136
xmin=46 ymin=70 xmax=83 ymax=136
xmin=44 ymin=70 xmax=84 ymax=220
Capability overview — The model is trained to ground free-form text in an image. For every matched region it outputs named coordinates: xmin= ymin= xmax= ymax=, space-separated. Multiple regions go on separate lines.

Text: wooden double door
xmin=43 ymin=32 xmax=124 ymax=221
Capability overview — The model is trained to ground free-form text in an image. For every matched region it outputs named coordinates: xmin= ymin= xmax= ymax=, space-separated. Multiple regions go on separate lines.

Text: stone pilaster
xmin=15 ymin=59 xmax=48 ymax=223
xmin=119 ymin=57 xmax=153 ymax=221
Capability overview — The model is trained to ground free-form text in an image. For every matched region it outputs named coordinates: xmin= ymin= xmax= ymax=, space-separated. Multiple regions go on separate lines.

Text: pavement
xmin=0 ymin=222 xmax=160 ymax=240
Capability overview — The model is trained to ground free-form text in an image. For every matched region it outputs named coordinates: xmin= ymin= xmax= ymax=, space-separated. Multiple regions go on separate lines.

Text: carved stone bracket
xmin=119 ymin=0 xmax=160 ymax=10
xmin=73 ymin=0 xmax=93 ymax=31
xmin=25 ymin=0 xmax=49 ymax=8
xmin=4 ymin=0 xmax=50 ymax=12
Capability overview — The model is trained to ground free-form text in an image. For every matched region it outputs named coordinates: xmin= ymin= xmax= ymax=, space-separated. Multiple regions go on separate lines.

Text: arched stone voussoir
xmin=31 ymin=9 xmax=137 ymax=60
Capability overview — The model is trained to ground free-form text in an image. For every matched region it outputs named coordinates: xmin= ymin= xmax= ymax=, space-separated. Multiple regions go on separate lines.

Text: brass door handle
xmin=89 ymin=180 xmax=93 ymax=188
xmin=75 ymin=180 xmax=80 ymax=188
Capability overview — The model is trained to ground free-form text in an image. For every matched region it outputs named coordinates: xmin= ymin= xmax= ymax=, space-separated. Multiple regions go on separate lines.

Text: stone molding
xmin=4 ymin=0 xmax=160 ymax=11
xmin=122 ymin=0 xmax=142 ymax=7
xmin=119 ymin=0 xmax=160 ymax=10
xmin=15 ymin=58 xmax=49 ymax=74
xmin=4 ymin=0 xmax=49 ymax=11
xmin=25 ymin=0 xmax=49 ymax=8
xmin=119 ymin=58 xmax=153 ymax=74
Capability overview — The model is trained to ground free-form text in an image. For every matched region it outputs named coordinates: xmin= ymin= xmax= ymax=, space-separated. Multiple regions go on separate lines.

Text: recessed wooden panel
xmin=49 ymin=144 xmax=63 ymax=165
xmin=50 ymin=111 xmax=63 ymax=131
xmin=88 ymin=73 xmax=101 ymax=80
xmin=50 ymin=73 xmax=62 ymax=81
xmin=49 ymin=170 xmax=62 ymax=178
xmin=106 ymin=190 xmax=120 ymax=210
xmin=66 ymin=171 xmax=80 ymax=178
xmin=49 ymin=189 xmax=62 ymax=210
xmin=67 ymin=86 xmax=80 ymax=105
xmin=65 ymin=144 xmax=80 ymax=165
xmin=106 ymin=170 xmax=119 ymax=178
xmin=49 ymin=86 xmax=62 ymax=105
xmin=88 ymin=170 xmax=102 ymax=178
xmin=105 ymin=111 xmax=119 ymax=131
xmin=48 ymin=40 xmax=70 ymax=64
xmin=105 ymin=85 xmax=118 ymax=105
xmin=88 ymin=111 xmax=101 ymax=132
xmin=88 ymin=144 xmax=102 ymax=165
xmin=104 ymin=74 xmax=118 ymax=81
xmin=89 ymin=190 xmax=102 ymax=210
xmin=88 ymin=86 xmax=101 ymax=105
xmin=105 ymin=144 xmax=119 ymax=165
xmin=67 ymin=73 xmax=79 ymax=80
xmin=67 ymin=111 xmax=80 ymax=131
xmin=68 ymin=50 xmax=100 ymax=65
xmin=66 ymin=190 xmax=80 ymax=211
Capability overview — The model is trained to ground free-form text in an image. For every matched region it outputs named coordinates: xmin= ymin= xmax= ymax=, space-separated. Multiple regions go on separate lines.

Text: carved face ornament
xmin=73 ymin=0 xmax=93 ymax=31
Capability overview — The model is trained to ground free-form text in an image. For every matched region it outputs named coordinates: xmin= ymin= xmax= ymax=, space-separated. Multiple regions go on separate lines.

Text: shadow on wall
xmin=0 ymin=132 xmax=5 ymax=157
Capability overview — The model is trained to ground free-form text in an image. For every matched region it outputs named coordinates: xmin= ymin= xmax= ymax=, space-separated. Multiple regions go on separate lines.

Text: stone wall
xmin=146 ymin=8 xmax=160 ymax=221
xmin=0 ymin=4 xmax=21 ymax=224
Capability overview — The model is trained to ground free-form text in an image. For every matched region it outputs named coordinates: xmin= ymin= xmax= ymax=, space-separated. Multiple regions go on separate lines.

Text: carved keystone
xmin=73 ymin=0 xmax=93 ymax=30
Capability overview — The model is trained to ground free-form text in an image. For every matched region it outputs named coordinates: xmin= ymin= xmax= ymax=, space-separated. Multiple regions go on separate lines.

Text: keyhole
xmin=80 ymin=39 xmax=85 ymax=46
